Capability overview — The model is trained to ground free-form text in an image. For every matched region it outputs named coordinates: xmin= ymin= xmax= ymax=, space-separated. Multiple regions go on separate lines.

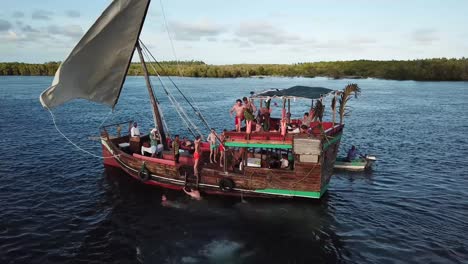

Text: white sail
xmin=40 ymin=0 xmax=150 ymax=109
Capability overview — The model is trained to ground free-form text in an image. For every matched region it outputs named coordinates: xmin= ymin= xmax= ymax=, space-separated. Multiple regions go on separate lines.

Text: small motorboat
xmin=334 ymin=155 xmax=376 ymax=171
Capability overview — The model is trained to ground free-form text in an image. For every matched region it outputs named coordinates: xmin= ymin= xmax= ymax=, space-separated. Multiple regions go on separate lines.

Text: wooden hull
xmin=101 ymin=123 xmax=343 ymax=199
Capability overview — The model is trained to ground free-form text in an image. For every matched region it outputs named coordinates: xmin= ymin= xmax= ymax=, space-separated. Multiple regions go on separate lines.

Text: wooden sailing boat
xmin=40 ymin=0 xmax=347 ymax=199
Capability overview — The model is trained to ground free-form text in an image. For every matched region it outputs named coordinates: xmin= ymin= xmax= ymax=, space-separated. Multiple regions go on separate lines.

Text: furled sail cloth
xmin=40 ymin=0 xmax=150 ymax=109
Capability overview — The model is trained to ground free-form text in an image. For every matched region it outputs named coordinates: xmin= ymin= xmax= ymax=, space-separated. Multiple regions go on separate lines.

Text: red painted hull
xmin=100 ymin=122 xmax=343 ymax=200
xmin=101 ymin=141 xmax=281 ymax=198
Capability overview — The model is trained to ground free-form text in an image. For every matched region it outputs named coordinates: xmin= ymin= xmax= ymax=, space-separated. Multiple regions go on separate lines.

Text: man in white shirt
xmin=131 ymin=122 xmax=140 ymax=137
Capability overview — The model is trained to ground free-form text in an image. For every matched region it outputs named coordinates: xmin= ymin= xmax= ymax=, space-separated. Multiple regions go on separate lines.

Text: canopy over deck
xmin=251 ymin=86 xmax=333 ymax=100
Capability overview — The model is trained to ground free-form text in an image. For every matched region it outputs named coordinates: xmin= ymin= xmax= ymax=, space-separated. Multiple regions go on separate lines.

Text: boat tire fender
xmin=139 ymin=164 xmax=150 ymax=182
xmin=219 ymin=178 xmax=235 ymax=191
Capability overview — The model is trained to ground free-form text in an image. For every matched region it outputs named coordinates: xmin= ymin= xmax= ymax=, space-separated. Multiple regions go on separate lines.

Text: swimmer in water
xmin=183 ymin=187 xmax=202 ymax=200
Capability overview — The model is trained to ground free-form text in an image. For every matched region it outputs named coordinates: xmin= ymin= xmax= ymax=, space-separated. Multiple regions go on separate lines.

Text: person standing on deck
xmin=230 ymin=99 xmax=244 ymax=132
xmin=260 ymin=98 xmax=272 ymax=131
xmin=243 ymin=97 xmax=257 ymax=134
xmin=218 ymin=129 xmax=226 ymax=167
xmin=172 ymin=135 xmax=180 ymax=163
xmin=193 ymin=136 xmax=201 ymax=177
xmin=207 ymin=128 xmax=218 ymax=163
xmin=130 ymin=122 xmax=140 ymax=137
xmin=150 ymin=128 xmax=159 ymax=157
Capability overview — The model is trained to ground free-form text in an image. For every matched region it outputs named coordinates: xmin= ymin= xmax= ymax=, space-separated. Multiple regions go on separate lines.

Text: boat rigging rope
xmin=157 ymin=0 xmax=204 ymax=112
xmin=140 ymin=46 xmax=199 ymax=137
xmin=46 ymin=108 xmax=120 ymax=159
xmin=140 ymin=43 xmax=204 ymax=139
xmin=98 ymin=109 xmax=113 ymax=128
xmin=139 ymin=39 xmax=214 ymax=134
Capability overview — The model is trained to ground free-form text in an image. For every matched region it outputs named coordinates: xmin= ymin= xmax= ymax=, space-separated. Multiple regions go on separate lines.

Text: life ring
xmin=138 ymin=163 xmax=150 ymax=182
xmin=219 ymin=178 xmax=235 ymax=191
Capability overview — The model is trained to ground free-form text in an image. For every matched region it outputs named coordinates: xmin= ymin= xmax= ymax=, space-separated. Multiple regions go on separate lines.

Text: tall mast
xmin=136 ymin=43 xmax=168 ymax=150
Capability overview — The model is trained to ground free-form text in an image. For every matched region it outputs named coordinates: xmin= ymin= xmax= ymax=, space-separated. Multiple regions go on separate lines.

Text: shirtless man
xmin=218 ymin=129 xmax=226 ymax=167
xmin=207 ymin=128 xmax=218 ymax=163
xmin=230 ymin=99 xmax=244 ymax=132
xmin=193 ymin=135 xmax=201 ymax=177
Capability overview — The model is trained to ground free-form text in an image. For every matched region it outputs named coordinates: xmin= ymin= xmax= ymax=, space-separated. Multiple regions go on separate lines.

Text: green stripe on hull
xmin=254 ymin=184 xmax=329 ymax=199
xmin=323 ymin=134 xmax=342 ymax=150
xmin=225 ymin=142 xmax=292 ymax=149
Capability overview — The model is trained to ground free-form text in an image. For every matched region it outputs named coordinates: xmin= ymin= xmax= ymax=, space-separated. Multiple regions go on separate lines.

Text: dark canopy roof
xmin=251 ymin=85 xmax=333 ymax=100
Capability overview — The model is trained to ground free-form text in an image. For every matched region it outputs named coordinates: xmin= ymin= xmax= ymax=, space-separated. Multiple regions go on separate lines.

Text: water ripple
xmin=1 ymin=76 xmax=467 ymax=263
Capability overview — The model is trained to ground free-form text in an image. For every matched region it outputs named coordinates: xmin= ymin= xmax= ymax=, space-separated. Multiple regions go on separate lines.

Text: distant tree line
xmin=1 ymin=58 xmax=467 ymax=81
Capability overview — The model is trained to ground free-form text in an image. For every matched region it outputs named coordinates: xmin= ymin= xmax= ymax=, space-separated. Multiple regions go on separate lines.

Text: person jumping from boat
xmin=230 ymin=99 xmax=244 ymax=132
xmin=207 ymin=128 xmax=218 ymax=163
xmin=193 ymin=135 xmax=201 ymax=177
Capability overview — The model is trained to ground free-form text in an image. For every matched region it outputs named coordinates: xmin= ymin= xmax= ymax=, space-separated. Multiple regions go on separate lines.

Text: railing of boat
xmin=99 ymin=120 xmax=133 ymax=140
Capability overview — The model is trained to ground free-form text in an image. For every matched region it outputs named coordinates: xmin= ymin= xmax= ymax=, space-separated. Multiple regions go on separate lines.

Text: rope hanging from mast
xmin=139 ymin=40 xmax=205 ymax=139
xmin=139 ymin=41 xmax=214 ymax=134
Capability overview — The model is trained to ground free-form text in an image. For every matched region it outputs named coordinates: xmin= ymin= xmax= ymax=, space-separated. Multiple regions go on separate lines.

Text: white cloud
xmin=32 ymin=10 xmax=53 ymax=20
xmin=48 ymin=25 xmax=83 ymax=38
xmin=0 ymin=30 xmax=19 ymax=41
xmin=412 ymin=28 xmax=439 ymax=44
xmin=0 ymin=19 xmax=12 ymax=32
xmin=169 ymin=19 xmax=224 ymax=41
xmin=12 ymin=11 xmax=24 ymax=18
xmin=66 ymin=10 xmax=80 ymax=18
xmin=22 ymin=25 xmax=40 ymax=33
xmin=235 ymin=21 xmax=303 ymax=45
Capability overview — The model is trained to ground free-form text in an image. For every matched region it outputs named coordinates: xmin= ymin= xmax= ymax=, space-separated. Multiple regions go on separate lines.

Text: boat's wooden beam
xmin=136 ymin=43 xmax=168 ymax=150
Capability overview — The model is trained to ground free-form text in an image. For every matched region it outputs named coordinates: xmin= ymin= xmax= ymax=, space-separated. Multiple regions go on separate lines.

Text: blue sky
xmin=0 ymin=0 xmax=467 ymax=64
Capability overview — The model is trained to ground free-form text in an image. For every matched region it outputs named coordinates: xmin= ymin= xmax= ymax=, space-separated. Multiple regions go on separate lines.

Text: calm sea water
xmin=0 ymin=76 xmax=467 ymax=263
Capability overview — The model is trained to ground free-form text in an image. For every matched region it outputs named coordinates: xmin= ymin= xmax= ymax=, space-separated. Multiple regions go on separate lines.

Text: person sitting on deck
xmin=346 ymin=145 xmax=358 ymax=162
xmin=280 ymin=154 xmax=289 ymax=169
xmin=300 ymin=124 xmax=309 ymax=134
xmin=172 ymin=135 xmax=180 ymax=163
xmin=181 ymin=136 xmax=194 ymax=154
xmin=141 ymin=128 xmax=160 ymax=157
xmin=130 ymin=122 xmax=140 ymax=137
xmin=252 ymin=119 xmax=262 ymax=133
xmin=207 ymin=128 xmax=218 ymax=163
xmin=288 ymin=123 xmax=300 ymax=133
xmin=269 ymin=155 xmax=281 ymax=169
xmin=230 ymin=99 xmax=244 ymax=132
xmin=302 ymin=112 xmax=311 ymax=127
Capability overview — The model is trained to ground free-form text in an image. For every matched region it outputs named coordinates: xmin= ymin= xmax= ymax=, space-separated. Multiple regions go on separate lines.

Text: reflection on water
xmin=0 ymin=76 xmax=467 ymax=263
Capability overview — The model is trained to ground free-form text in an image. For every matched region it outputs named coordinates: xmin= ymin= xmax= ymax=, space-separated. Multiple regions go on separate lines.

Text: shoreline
xmin=1 ymin=58 xmax=467 ymax=81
